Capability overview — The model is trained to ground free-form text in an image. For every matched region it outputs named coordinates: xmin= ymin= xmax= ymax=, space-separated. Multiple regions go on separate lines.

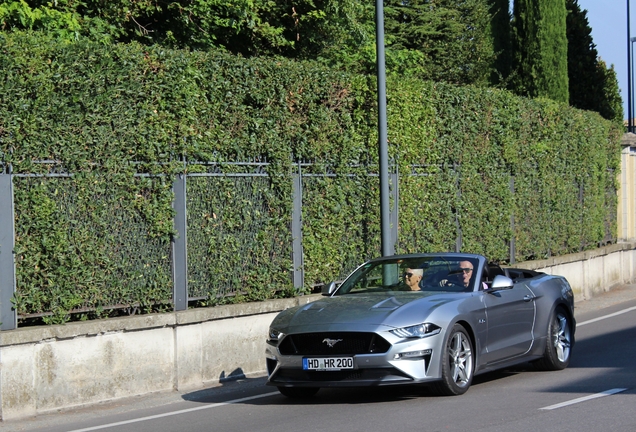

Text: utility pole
xmin=628 ymin=0 xmax=632 ymax=132
xmin=376 ymin=0 xmax=393 ymax=257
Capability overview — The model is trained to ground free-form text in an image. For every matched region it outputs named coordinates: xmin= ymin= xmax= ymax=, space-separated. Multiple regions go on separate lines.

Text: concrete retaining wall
xmin=0 ymin=296 xmax=319 ymax=420
xmin=513 ymin=242 xmax=636 ymax=300
xmin=1 ymin=243 xmax=635 ymax=420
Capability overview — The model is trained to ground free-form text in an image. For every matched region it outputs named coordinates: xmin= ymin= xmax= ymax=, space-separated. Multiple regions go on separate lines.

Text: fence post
xmin=509 ymin=176 xmax=516 ymax=264
xmin=172 ymin=173 xmax=188 ymax=311
xmin=0 ymin=168 xmax=17 ymax=330
xmin=291 ymin=163 xmax=304 ymax=291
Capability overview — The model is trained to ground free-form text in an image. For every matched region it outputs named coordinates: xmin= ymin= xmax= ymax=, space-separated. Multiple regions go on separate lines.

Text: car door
xmin=481 ymin=283 xmax=536 ymax=364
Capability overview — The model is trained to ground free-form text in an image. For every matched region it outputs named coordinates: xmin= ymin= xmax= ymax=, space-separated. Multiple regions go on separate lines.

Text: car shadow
xmin=180 ymin=370 xmax=524 ymax=407
xmin=182 ymin=322 xmax=636 ymax=406
xmin=535 ymin=323 xmax=636 ymax=394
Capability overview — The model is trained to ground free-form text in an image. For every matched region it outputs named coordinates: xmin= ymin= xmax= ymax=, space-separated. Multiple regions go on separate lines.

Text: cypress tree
xmin=566 ymin=0 xmax=600 ymax=111
xmin=383 ymin=0 xmax=494 ymax=85
xmin=597 ymin=60 xmax=624 ymax=124
xmin=488 ymin=0 xmax=512 ymax=85
xmin=566 ymin=0 xmax=623 ymax=123
xmin=512 ymin=0 xmax=569 ymax=103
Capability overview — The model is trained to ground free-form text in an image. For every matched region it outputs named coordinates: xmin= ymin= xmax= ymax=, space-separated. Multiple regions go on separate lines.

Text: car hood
xmin=271 ymin=292 xmax=466 ymax=333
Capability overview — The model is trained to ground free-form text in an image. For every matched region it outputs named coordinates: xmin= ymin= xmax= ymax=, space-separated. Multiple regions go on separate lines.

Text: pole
xmin=376 ymin=0 xmax=393 ymax=257
xmin=628 ymin=0 xmax=632 ymax=132
xmin=0 ymin=168 xmax=17 ymax=330
xmin=172 ymin=173 xmax=188 ymax=311
xmin=627 ymin=37 xmax=636 ymax=132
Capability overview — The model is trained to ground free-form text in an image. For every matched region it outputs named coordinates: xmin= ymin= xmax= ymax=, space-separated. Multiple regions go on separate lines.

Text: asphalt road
xmin=4 ymin=286 xmax=636 ymax=432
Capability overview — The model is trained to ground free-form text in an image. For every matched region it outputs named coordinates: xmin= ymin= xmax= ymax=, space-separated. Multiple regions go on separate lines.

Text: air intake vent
xmin=278 ymin=332 xmax=391 ymax=355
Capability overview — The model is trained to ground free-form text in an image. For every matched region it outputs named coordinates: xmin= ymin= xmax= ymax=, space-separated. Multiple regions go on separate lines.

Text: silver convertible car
xmin=266 ymin=253 xmax=575 ymax=397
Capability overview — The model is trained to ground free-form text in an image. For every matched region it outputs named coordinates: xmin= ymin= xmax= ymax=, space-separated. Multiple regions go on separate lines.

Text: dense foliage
xmin=0 ymin=0 xmax=496 ymax=86
xmin=488 ymin=0 xmax=512 ymax=85
xmin=0 ymin=33 xmax=622 ymax=323
xmin=597 ymin=60 xmax=623 ymax=124
xmin=390 ymin=80 xmax=620 ymax=260
xmin=1 ymin=0 xmax=332 ymax=53
xmin=1 ymin=0 xmax=624 ymax=120
xmin=566 ymin=0 xmax=623 ymax=123
xmin=512 ymin=0 xmax=569 ymax=103
xmin=382 ymin=0 xmax=495 ymax=85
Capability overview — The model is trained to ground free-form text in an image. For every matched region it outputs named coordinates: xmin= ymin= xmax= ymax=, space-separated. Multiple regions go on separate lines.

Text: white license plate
xmin=303 ymin=357 xmax=354 ymax=371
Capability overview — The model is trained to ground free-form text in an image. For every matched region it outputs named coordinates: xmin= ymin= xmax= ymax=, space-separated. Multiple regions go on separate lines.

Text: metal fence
xmin=0 ymin=160 xmax=398 ymax=330
xmin=0 ymin=159 xmax=616 ymax=330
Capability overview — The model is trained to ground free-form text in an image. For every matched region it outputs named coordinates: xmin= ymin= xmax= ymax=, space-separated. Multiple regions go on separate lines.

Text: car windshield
xmin=335 ymin=256 xmax=478 ymax=295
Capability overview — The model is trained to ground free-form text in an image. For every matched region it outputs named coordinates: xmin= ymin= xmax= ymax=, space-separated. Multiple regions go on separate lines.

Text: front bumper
xmin=265 ymin=330 xmax=446 ymax=388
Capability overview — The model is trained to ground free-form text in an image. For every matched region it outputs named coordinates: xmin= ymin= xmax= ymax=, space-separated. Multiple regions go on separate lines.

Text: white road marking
xmin=577 ymin=306 xmax=636 ymax=327
xmin=67 ymin=391 xmax=280 ymax=432
xmin=539 ymin=388 xmax=628 ymax=411
xmin=540 ymin=306 xmax=634 ymax=411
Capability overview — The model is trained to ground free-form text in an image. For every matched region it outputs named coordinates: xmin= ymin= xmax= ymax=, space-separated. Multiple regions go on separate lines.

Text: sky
xmin=576 ymin=0 xmax=630 ymax=119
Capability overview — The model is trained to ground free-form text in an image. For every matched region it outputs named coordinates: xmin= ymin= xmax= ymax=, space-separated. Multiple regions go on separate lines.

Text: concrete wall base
xmin=2 ymin=243 xmax=635 ymax=420
xmin=512 ymin=242 xmax=636 ymax=301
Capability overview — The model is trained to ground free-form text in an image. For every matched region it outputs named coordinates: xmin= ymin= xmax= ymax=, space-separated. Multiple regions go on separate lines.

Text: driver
xmin=439 ymin=260 xmax=474 ymax=288
xmin=404 ymin=268 xmax=423 ymax=291
xmin=457 ymin=260 xmax=474 ymax=287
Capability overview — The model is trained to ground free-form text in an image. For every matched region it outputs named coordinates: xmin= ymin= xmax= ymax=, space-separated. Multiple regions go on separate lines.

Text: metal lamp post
xmin=632 ymin=36 xmax=636 ymax=132
xmin=629 ymin=0 xmax=633 ymax=132
xmin=376 ymin=0 xmax=393 ymax=257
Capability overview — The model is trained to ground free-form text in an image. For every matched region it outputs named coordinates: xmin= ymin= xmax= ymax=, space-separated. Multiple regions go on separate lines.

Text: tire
xmin=277 ymin=386 xmax=320 ymax=398
xmin=534 ymin=308 xmax=572 ymax=371
xmin=432 ymin=324 xmax=474 ymax=396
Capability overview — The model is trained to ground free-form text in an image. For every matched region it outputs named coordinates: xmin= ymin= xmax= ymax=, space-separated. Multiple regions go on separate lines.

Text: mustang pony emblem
xmin=322 ymin=338 xmax=343 ymax=348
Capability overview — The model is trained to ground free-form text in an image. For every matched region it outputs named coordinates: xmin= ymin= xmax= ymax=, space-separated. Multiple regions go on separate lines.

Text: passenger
xmin=404 ymin=268 xmax=423 ymax=291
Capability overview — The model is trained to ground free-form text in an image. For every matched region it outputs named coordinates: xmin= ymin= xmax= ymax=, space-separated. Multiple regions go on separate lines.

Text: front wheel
xmin=432 ymin=324 xmax=474 ymax=396
xmin=277 ymin=386 xmax=319 ymax=398
xmin=534 ymin=308 xmax=572 ymax=370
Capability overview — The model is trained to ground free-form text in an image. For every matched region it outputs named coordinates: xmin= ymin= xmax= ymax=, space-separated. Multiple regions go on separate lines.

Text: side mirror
xmin=321 ymin=281 xmax=337 ymax=296
xmin=490 ymin=275 xmax=514 ymax=291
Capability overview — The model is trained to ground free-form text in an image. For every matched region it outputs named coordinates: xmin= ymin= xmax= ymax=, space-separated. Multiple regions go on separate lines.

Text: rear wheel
xmin=277 ymin=387 xmax=320 ymax=398
xmin=534 ymin=308 xmax=572 ymax=370
xmin=432 ymin=324 xmax=474 ymax=396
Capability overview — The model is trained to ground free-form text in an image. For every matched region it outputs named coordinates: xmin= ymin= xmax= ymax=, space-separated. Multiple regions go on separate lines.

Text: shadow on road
xmin=181 ymin=320 xmax=636 ymax=406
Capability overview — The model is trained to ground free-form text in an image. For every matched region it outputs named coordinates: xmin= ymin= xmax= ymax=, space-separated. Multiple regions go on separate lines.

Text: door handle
xmin=523 ymin=295 xmax=534 ymax=302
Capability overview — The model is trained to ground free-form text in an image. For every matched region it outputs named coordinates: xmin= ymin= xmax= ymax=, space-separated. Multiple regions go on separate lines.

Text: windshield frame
xmin=333 ymin=253 xmax=485 ymax=295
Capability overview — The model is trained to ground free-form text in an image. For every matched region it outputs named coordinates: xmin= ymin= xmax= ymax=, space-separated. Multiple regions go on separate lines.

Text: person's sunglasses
xmin=405 ymin=272 xmax=414 ymax=278
xmin=459 ymin=268 xmax=473 ymax=274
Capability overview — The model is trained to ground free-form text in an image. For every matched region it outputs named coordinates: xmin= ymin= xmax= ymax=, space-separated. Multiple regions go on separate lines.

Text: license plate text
xmin=303 ymin=357 xmax=354 ymax=371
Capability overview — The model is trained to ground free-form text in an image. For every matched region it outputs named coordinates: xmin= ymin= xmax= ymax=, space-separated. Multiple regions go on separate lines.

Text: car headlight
xmin=268 ymin=328 xmax=284 ymax=341
xmin=390 ymin=323 xmax=441 ymax=339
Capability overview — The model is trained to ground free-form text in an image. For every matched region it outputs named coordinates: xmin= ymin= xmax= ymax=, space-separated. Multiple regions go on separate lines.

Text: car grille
xmin=278 ymin=332 xmax=391 ymax=356
xmin=271 ymin=367 xmax=412 ymax=384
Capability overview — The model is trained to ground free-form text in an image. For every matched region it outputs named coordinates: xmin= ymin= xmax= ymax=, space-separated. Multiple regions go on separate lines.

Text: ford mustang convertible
xmin=265 ymin=253 xmax=575 ymax=397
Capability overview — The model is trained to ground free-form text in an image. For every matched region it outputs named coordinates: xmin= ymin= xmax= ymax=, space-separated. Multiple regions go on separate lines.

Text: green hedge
xmin=0 ymin=32 xmax=622 ymax=323
xmin=390 ymin=82 xmax=621 ymax=261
